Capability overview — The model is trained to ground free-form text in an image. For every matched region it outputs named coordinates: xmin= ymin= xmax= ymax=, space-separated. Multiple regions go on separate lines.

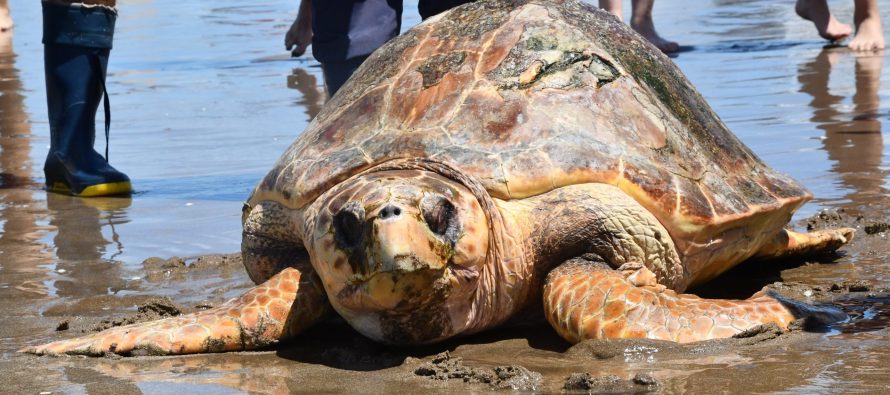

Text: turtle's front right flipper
xmin=543 ymin=258 xmax=846 ymax=343
xmin=22 ymin=267 xmax=330 ymax=356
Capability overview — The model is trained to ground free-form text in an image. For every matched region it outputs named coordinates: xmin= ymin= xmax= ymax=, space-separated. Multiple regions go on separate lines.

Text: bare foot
xmin=795 ymin=0 xmax=852 ymax=41
xmin=631 ymin=16 xmax=679 ymax=53
xmin=849 ymin=6 xmax=885 ymax=51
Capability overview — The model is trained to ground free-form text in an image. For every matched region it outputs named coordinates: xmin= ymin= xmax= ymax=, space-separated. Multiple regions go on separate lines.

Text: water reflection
xmin=832 ymin=295 xmax=890 ymax=334
xmin=798 ymin=48 xmax=887 ymax=211
xmin=0 ymin=30 xmax=32 ymax=189
xmin=706 ymin=0 xmax=788 ymax=44
xmin=0 ymin=30 xmax=51 ymax=299
xmin=46 ymin=193 xmax=132 ymax=297
xmin=287 ymin=66 xmax=325 ymax=120
xmin=84 ymin=356 xmax=297 ymax=394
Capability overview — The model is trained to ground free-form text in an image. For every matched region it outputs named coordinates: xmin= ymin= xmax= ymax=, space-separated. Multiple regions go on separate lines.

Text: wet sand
xmin=2 ymin=0 xmax=890 ymax=393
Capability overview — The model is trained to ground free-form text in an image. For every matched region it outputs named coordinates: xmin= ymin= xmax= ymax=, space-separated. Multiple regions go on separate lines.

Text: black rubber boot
xmin=42 ymin=1 xmax=131 ymax=197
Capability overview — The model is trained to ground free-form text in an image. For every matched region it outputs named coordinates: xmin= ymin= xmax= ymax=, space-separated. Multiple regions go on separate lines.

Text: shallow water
xmin=1 ymin=0 xmax=890 ymax=393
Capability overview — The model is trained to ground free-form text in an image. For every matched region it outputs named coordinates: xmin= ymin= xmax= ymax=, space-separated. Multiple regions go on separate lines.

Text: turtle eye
xmin=333 ymin=202 xmax=365 ymax=249
xmin=422 ymin=196 xmax=457 ymax=238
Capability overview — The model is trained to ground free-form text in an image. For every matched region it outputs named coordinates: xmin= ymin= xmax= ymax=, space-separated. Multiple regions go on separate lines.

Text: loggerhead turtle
xmin=26 ymin=0 xmax=853 ymax=356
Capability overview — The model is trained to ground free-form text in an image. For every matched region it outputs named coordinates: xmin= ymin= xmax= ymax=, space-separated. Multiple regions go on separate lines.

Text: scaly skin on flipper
xmin=544 ymin=260 xmax=798 ymax=343
xmin=22 ymin=267 xmax=328 ymax=356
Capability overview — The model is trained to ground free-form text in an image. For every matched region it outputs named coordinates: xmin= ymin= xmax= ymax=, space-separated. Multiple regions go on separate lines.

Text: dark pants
xmin=312 ymin=0 xmax=475 ymax=96
xmin=322 ymin=55 xmax=369 ymax=96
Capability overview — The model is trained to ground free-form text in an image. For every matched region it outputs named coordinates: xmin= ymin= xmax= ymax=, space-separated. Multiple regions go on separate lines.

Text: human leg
xmin=849 ymin=0 xmax=884 ymax=50
xmin=630 ymin=0 xmax=679 ymax=53
xmin=417 ymin=0 xmax=475 ymax=19
xmin=795 ymin=0 xmax=853 ymax=41
xmin=599 ymin=0 xmax=623 ymax=20
xmin=320 ymin=55 xmax=369 ymax=97
xmin=311 ymin=0 xmax=401 ymax=96
xmin=43 ymin=1 xmax=131 ymax=196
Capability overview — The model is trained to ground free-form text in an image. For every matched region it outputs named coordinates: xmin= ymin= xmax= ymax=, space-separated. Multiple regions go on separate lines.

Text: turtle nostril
xmin=379 ymin=204 xmax=402 ymax=220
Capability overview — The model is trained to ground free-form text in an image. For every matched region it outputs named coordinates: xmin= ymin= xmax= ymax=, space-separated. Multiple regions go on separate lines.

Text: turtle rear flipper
xmin=21 ymin=267 xmax=327 ymax=356
xmin=755 ymin=228 xmax=855 ymax=260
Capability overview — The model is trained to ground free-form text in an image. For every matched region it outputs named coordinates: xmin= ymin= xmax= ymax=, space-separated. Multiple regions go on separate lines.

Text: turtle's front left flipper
xmin=22 ymin=267 xmax=330 ymax=356
xmin=543 ymin=258 xmax=845 ymax=344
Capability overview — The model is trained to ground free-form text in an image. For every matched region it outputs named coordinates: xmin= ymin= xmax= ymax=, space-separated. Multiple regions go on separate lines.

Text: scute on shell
xmin=250 ymin=0 xmax=808 ymax=248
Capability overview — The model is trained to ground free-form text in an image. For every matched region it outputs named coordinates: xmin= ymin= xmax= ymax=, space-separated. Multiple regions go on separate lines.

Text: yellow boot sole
xmin=48 ymin=181 xmax=132 ymax=197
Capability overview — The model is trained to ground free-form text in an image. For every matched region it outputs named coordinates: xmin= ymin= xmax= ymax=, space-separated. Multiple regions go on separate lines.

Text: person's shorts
xmin=312 ymin=0 xmax=475 ymax=95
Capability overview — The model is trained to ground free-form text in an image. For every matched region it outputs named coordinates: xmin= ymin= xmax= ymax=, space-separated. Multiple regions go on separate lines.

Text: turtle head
xmin=311 ymin=169 xmax=490 ymax=344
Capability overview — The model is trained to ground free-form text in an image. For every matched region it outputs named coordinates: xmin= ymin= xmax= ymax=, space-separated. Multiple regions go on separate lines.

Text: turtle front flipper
xmin=22 ymin=266 xmax=329 ymax=356
xmin=543 ymin=258 xmax=845 ymax=343
xmin=517 ymin=183 xmax=845 ymax=344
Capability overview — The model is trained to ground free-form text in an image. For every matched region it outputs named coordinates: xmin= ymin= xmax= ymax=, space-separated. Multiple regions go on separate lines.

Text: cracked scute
xmin=589 ymin=56 xmax=618 ymax=87
xmin=492 ymin=46 xmax=619 ymax=89
xmin=417 ymin=52 xmax=467 ymax=89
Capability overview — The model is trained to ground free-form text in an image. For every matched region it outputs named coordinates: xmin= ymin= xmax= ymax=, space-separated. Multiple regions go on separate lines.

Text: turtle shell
xmin=251 ymin=0 xmax=809 ymax=247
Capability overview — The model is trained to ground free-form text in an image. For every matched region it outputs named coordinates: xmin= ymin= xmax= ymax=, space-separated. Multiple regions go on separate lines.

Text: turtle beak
xmin=371 ymin=203 xmax=449 ymax=274
xmin=334 ymin=201 xmax=452 ymax=311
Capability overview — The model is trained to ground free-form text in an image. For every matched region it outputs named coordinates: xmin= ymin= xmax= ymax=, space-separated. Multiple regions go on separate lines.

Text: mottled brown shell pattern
xmin=250 ymin=0 xmax=809 ymax=254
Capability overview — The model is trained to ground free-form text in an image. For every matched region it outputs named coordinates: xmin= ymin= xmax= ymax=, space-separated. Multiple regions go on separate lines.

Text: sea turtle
xmin=26 ymin=0 xmax=853 ymax=356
